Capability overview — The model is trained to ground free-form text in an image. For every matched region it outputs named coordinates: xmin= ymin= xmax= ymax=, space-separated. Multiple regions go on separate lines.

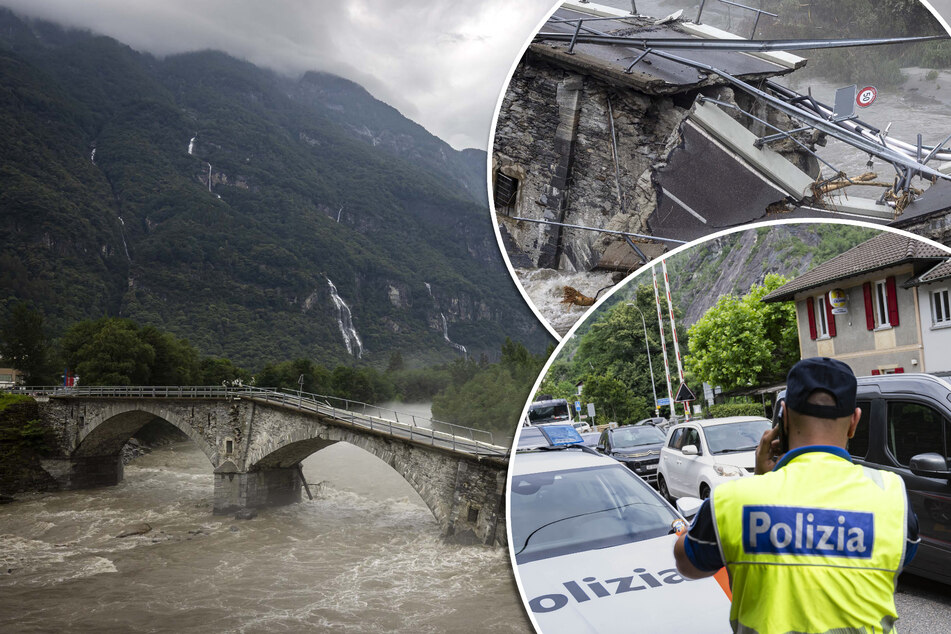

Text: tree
xmin=0 ymin=303 xmax=56 ymax=384
xmin=59 ymin=318 xmax=204 ymax=386
xmin=386 ymin=350 xmax=405 ymax=373
xmin=581 ymin=373 xmax=650 ymax=424
xmin=61 ymin=319 xmax=156 ymax=385
xmin=199 ymin=357 xmax=251 ymax=385
xmin=686 ymin=275 xmax=798 ymax=390
xmin=432 ymin=339 xmax=547 ymax=439
xmin=569 ymin=284 xmax=687 ymax=417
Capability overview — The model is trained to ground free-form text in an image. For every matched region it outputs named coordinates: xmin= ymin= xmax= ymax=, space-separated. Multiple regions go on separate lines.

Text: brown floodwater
xmin=0 ymin=441 xmax=531 ymax=633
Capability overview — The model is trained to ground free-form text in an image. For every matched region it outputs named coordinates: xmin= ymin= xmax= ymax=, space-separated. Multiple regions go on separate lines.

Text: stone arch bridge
xmin=31 ymin=386 xmax=509 ymax=545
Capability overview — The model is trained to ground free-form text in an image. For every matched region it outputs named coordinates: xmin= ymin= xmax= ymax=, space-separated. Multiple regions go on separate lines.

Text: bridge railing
xmin=11 ymin=385 xmax=507 ymax=457
xmin=273 ymin=389 xmax=497 ymax=446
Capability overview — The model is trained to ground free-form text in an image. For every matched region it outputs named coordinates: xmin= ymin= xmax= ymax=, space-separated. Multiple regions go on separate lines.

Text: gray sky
xmin=0 ymin=0 xmax=557 ymax=149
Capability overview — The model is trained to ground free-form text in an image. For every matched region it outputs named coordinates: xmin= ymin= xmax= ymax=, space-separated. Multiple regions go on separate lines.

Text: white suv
xmin=657 ymin=416 xmax=772 ymax=501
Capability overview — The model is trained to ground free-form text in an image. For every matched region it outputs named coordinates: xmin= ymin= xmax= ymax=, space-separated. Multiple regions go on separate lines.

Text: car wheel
xmin=658 ymin=475 xmax=672 ymax=502
xmin=699 ymin=483 xmax=710 ymax=500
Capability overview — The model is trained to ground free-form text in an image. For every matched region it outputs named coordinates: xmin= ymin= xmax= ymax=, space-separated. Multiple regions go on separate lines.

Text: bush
xmin=706 ymin=402 xmax=766 ymax=418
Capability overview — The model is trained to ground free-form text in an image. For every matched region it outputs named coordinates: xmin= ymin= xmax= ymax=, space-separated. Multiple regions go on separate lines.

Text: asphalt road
xmin=896 ymin=573 xmax=951 ymax=631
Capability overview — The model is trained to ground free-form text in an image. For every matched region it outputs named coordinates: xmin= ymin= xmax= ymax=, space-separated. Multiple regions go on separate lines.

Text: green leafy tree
xmin=567 ymin=284 xmax=686 ymax=417
xmin=61 ymin=319 xmax=156 ymax=385
xmin=581 ymin=373 xmax=650 ymax=425
xmin=0 ymin=303 xmax=56 ymax=384
xmin=199 ymin=357 xmax=251 ymax=385
xmin=432 ymin=339 xmax=547 ymax=439
xmin=686 ymin=275 xmax=798 ymax=390
xmin=59 ymin=317 xmax=204 ymax=386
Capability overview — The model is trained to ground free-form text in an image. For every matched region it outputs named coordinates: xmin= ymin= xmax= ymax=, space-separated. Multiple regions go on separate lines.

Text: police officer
xmin=673 ymin=357 xmax=919 ymax=634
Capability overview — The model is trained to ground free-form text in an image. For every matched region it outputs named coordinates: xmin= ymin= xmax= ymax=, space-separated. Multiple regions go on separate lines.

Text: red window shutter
xmin=806 ymin=297 xmax=817 ymax=340
xmin=886 ymin=276 xmax=900 ymax=327
xmin=863 ymin=282 xmax=874 ymax=330
xmin=871 ymin=369 xmax=881 ymax=376
xmin=895 ymin=367 xmax=904 ymax=374
xmin=825 ymin=294 xmax=837 ymax=337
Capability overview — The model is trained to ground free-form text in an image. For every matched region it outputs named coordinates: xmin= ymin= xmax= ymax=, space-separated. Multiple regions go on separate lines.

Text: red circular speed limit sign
xmin=856 ymin=86 xmax=877 ymax=108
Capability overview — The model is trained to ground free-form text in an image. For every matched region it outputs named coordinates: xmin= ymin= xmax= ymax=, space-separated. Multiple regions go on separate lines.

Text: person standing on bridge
xmin=672 ymin=357 xmax=919 ymax=634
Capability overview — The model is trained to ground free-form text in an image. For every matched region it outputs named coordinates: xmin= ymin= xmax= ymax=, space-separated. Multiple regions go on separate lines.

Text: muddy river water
xmin=0 ymin=441 xmax=530 ymax=633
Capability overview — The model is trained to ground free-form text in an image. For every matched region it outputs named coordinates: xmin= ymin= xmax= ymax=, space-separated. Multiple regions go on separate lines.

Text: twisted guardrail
xmin=10 ymin=385 xmax=507 ymax=458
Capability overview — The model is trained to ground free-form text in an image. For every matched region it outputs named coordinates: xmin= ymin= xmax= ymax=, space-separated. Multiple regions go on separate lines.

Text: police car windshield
xmin=704 ymin=419 xmax=772 ymax=454
xmin=511 ymin=464 xmax=678 ymax=564
xmin=612 ymin=426 xmax=666 ymax=448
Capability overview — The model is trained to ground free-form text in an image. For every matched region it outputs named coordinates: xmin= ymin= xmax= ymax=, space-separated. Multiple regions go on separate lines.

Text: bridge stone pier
xmin=35 ymin=389 xmax=509 ymax=546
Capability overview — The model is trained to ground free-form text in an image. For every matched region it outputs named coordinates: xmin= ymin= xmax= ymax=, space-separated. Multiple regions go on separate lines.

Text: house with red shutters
xmin=762 ymin=231 xmax=951 ymax=376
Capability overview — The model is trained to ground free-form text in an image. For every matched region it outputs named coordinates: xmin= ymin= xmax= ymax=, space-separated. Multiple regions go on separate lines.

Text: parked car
xmin=573 ymin=421 xmax=592 ymax=433
xmin=847 ymin=373 xmax=951 ymax=585
xmin=658 ymin=416 xmax=772 ymax=501
xmin=596 ymin=425 xmax=667 ymax=485
xmin=634 ymin=416 xmax=669 ymax=430
xmin=510 ymin=425 xmax=731 ymax=633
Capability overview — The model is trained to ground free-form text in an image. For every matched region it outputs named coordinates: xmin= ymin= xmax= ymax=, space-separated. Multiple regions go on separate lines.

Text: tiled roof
xmin=903 ymin=259 xmax=951 ymax=287
xmin=762 ymin=231 xmax=949 ymax=302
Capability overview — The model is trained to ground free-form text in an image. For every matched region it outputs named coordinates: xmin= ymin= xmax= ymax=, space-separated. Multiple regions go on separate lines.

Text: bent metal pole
xmin=652 ymin=265 xmax=676 ymax=418
xmin=662 ymin=259 xmax=689 ymax=421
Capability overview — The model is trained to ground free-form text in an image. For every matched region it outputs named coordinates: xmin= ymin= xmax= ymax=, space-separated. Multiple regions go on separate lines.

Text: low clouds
xmin=0 ymin=0 xmax=556 ymax=148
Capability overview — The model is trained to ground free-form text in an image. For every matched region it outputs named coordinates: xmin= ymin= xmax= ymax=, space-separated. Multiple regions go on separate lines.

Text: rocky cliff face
xmin=665 ymin=224 xmax=878 ymax=326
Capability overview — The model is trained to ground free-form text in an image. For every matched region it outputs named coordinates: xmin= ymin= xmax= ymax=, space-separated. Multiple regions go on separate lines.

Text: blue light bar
xmin=538 ymin=424 xmax=585 ymax=447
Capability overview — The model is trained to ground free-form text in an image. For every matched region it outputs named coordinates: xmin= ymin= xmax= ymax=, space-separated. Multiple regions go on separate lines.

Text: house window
xmin=932 ymin=288 xmax=951 ymax=326
xmin=864 ymin=277 xmax=900 ymax=330
xmin=875 ymin=280 xmax=890 ymax=327
xmin=816 ymin=295 xmax=829 ymax=338
xmin=493 ymin=171 xmax=519 ymax=214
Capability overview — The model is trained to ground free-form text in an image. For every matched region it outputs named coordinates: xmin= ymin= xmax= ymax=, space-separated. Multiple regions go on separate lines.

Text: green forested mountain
xmin=0 ymin=9 xmax=550 ymax=368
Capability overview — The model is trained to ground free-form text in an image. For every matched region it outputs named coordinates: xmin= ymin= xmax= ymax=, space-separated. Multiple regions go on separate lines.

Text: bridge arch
xmin=73 ymin=401 xmax=219 ymax=466
xmin=247 ymin=430 xmax=450 ymax=529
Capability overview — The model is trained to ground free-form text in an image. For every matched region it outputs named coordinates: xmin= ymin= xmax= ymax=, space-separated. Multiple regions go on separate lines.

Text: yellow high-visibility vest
xmin=712 ymin=450 xmax=908 ymax=634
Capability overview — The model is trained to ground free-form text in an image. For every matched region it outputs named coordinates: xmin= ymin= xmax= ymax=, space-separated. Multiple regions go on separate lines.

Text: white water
xmin=516 ymin=267 xmax=619 ymax=337
xmin=327 ymin=278 xmax=364 ymax=358
xmin=440 ymin=313 xmax=468 ymax=357
xmin=206 ymin=163 xmax=213 ymax=193
xmin=117 ymin=216 xmax=130 ymax=262
xmin=424 ymin=282 xmax=434 ymax=300
xmin=0 ymin=442 xmax=528 ymax=632
xmin=90 ymin=147 xmax=96 ymax=163
xmin=188 ymin=135 xmax=196 ymax=155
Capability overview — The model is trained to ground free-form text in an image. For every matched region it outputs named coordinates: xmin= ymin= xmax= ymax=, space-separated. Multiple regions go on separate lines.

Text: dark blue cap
xmin=785 ymin=357 xmax=856 ymax=419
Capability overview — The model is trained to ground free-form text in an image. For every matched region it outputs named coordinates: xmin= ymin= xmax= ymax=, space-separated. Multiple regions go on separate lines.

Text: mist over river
xmin=0 ymin=441 xmax=530 ymax=633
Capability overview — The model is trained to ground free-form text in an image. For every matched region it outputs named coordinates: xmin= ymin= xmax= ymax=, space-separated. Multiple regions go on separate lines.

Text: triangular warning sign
xmin=675 ymin=382 xmax=696 ymax=402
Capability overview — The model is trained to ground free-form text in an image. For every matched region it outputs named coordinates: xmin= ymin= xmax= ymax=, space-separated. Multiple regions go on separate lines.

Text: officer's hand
xmin=755 ymin=425 xmax=781 ymax=475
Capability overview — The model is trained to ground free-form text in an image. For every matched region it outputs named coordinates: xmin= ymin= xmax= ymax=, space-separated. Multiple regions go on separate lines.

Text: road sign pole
xmin=662 ymin=259 xmax=688 ymax=420
xmin=652 ymin=266 xmax=675 ymax=417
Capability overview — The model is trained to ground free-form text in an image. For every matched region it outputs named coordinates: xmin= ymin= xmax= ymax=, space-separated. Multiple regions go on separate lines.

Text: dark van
xmin=850 ymin=374 xmax=951 ymax=585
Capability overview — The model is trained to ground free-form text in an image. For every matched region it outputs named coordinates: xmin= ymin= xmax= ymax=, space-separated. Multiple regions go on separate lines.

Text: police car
xmin=509 ymin=425 xmax=732 ymax=633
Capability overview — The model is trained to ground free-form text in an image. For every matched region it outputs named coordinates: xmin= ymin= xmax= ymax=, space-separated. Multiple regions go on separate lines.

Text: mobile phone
xmin=772 ymin=396 xmax=788 ymax=454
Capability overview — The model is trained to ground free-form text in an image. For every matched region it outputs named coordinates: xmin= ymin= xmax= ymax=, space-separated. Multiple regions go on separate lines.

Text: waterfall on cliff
xmin=117 ymin=216 xmax=130 ymax=262
xmin=90 ymin=148 xmax=96 ymax=163
xmin=440 ymin=313 xmax=467 ymax=358
xmin=188 ymin=135 xmax=196 ymax=155
xmin=327 ymin=278 xmax=363 ymax=358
